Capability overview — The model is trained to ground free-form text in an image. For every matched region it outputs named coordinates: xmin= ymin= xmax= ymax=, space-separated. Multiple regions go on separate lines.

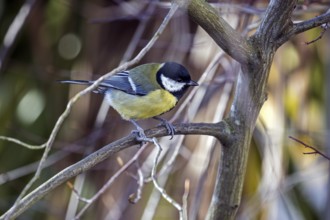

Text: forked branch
xmin=289 ymin=136 xmax=330 ymax=161
xmin=0 ymin=122 xmax=230 ymax=220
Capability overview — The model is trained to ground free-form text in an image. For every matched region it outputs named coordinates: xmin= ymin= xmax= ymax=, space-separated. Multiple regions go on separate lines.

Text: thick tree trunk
xmin=179 ymin=0 xmax=298 ymax=219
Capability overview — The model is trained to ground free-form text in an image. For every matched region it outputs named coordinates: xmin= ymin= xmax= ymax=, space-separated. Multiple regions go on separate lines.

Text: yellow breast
xmin=106 ymin=89 xmax=178 ymax=120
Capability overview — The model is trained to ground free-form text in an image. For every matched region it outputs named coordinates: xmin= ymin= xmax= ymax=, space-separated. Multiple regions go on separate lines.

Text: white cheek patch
xmin=160 ymin=74 xmax=185 ymax=92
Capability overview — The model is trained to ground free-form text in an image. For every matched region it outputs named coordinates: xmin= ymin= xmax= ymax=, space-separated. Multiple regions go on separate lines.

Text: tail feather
xmin=58 ymin=80 xmax=93 ymax=85
xmin=58 ymin=79 xmax=108 ymax=94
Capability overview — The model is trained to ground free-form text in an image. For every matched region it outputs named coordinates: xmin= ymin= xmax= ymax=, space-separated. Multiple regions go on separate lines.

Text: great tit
xmin=60 ymin=62 xmax=198 ymax=140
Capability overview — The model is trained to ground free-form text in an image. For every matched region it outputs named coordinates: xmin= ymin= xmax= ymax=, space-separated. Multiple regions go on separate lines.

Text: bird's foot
xmin=131 ymin=128 xmax=147 ymax=142
xmin=153 ymin=117 xmax=175 ymax=140
xmin=130 ymin=120 xmax=152 ymax=145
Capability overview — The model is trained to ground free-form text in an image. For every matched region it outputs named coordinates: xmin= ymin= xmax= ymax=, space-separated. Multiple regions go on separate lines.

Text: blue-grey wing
xmin=98 ymin=72 xmax=147 ymax=96
xmin=59 ymin=71 xmax=148 ymax=95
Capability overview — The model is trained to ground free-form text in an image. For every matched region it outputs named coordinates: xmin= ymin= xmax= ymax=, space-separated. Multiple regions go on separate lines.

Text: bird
xmin=59 ymin=62 xmax=198 ymax=141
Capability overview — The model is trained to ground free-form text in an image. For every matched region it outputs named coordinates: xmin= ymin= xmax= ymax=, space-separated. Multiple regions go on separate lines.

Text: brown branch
xmin=0 ymin=122 xmax=230 ymax=220
xmin=66 ymin=182 xmax=90 ymax=203
xmin=128 ymin=162 xmax=144 ymax=204
xmin=305 ymin=22 xmax=329 ymax=45
xmin=277 ymin=9 xmax=330 ymax=45
xmin=73 ymin=144 xmax=148 ymax=219
xmin=292 ymin=11 xmax=330 ymax=35
xmin=289 ymin=136 xmax=330 ymax=161
xmin=150 ymin=138 xmax=183 ymax=219
xmin=253 ymin=0 xmax=298 ymax=50
xmin=180 ymin=1 xmax=300 ymax=220
xmin=175 ymin=0 xmax=254 ymax=65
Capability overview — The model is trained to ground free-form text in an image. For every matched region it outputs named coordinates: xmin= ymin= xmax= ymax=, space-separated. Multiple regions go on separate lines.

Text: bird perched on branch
xmin=59 ymin=62 xmax=198 ymax=141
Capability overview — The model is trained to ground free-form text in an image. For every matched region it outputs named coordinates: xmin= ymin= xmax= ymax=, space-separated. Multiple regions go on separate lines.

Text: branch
xmin=150 ymin=138 xmax=183 ymax=220
xmin=193 ymin=1 xmax=299 ymax=219
xmin=176 ymin=0 xmax=254 ymax=64
xmin=305 ymin=22 xmax=329 ymax=45
xmin=0 ymin=0 xmax=36 ymax=72
xmin=0 ymin=122 xmax=230 ymax=220
xmin=182 ymin=179 xmax=190 ymax=220
xmin=73 ymin=144 xmax=148 ymax=219
xmin=291 ymin=10 xmax=330 ymax=36
xmin=289 ymin=136 xmax=330 ymax=161
xmin=0 ymin=136 xmax=45 ymax=150
xmin=277 ymin=8 xmax=330 ymax=45
xmin=253 ymin=0 xmax=297 ymax=49
xmin=128 ymin=162 xmax=144 ymax=204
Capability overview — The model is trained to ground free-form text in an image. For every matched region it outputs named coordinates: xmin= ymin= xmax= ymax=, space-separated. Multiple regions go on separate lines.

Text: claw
xmin=153 ymin=116 xmax=175 ymax=139
xmin=130 ymin=120 xmax=151 ymax=144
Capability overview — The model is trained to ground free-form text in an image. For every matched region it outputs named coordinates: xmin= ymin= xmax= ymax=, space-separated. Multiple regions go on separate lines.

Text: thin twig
xmin=143 ymin=136 xmax=185 ymax=183
xmin=151 ymin=137 xmax=183 ymax=220
xmin=2 ymin=3 xmax=179 ymax=220
xmin=277 ymin=9 xmax=330 ymax=45
xmin=140 ymin=137 xmax=183 ymax=219
xmin=74 ymin=144 xmax=148 ymax=219
xmin=66 ymin=182 xmax=90 ymax=203
xmin=128 ymin=162 xmax=144 ymax=204
xmin=0 ymin=0 xmax=36 ymax=72
xmin=289 ymin=136 xmax=330 ymax=160
xmin=155 ymin=136 xmax=185 ymax=179
xmin=305 ymin=22 xmax=329 ymax=45
xmin=117 ymin=156 xmax=138 ymax=180
xmin=182 ymin=179 xmax=190 ymax=220
xmin=121 ymin=0 xmax=159 ymax=63
xmin=65 ymin=172 xmax=87 ymax=220
xmin=0 ymin=136 xmax=45 ymax=150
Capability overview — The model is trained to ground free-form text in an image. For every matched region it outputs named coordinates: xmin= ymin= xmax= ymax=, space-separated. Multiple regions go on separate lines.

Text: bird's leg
xmin=130 ymin=119 xmax=150 ymax=143
xmin=153 ymin=116 xmax=175 ymax=140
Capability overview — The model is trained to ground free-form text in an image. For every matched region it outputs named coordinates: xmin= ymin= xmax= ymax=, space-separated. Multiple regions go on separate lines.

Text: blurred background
xmin=0 ymin=0 xmax=329 ymax=219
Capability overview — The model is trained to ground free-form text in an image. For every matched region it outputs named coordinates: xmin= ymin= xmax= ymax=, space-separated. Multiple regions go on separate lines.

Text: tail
xmin=58 ymin=79 xmax=108 ymax=94
xmin=57 ymin=80 xmax=94 ymax=85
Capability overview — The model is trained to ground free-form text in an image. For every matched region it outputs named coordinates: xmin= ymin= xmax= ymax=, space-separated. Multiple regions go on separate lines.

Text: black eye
xmin=177 ymin=78 xmax=183 ymax=82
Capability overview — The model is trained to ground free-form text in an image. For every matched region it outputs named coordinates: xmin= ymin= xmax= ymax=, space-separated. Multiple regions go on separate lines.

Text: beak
xmin=187 ymin=80 xmax=198 ymax=86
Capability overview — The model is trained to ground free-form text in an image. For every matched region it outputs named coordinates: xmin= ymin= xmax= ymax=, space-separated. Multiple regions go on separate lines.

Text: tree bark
xmin=178 ymin=0 xmax=305 ymax=219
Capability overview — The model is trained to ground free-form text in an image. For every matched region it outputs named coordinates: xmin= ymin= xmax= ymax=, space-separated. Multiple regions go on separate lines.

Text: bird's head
xmin=157 ymin=62 xmax=198 ymax=99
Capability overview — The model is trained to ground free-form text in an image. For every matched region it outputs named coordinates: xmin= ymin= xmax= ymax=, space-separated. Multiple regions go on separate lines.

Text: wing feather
xmin=59 ymin=71 xmax=148 ymax=95
xmin=99 ymin=71 xmax=147 ymax=95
